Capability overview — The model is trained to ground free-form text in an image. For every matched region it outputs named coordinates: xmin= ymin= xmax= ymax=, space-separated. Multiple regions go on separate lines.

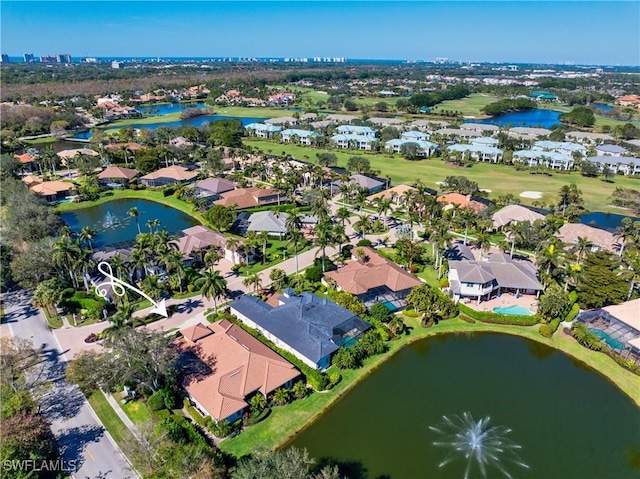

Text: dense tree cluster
xmin=559 ymin=106 xmax=595 ymax=127
xmin=481 ymin=98 xmax=536 ymax=116
xmin=408 ymin=85 xmax=469 ymax=109
xmin=1 ymin=103 xmax=84 ymax=136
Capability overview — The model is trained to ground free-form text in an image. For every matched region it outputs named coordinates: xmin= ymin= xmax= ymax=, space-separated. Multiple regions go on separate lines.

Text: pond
xmin=289 ymin=334 xmax=639 ymax=479
xmin=136 ymin=102 xmax=206 ymax=116
xmin=469 ymin=109 xmax=562 ymax=128
xmin=579 ymin=211 xmax=637 ymax=233
xmin=60 ymin=198 xmax=199 ymax=248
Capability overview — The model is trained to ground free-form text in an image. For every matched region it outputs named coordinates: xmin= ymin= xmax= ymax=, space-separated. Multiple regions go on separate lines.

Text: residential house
xmin=533 ymin=140 xmax=587 ymax=157
xmin=24 ymin=178 xmax=76 ymax=202
xmin=57 ymin=148 xmax=99 ymax=165
xmin=595 ymin=144 xmax=629 ymax=157
xmin=576 ymin=299 xmax=640 ymax=355
xmin=460 ymin=123 xmax=499 ymax=134
xmin=435 ymin=128 xmax=482 ymax=140
xmin=214 ymin=187 xmax=283 ymax=209
xmin=367 ymin=184 xmax=419 ymax=206
xmin=336 ymin=125 xmax=377 ymax=136
xmin=513 ymin=149 xmax=574 ymax=170
xmin=268 ymin=92 xmax=296 ymax=105
xmin=340 ymin=174 xmax=386 ymax=193
xmin=169 ymin=136 xmax=193 ymax=148
xmin=230 ymin=290 xmax=371 ymax=370
xmin=401 ymin=131 xmax=430 ymax=141
xmin=326 ymin=114 xmax=359 ymax=124
xmin=265 ymin=116 xmax=298 ymax=127
xmin=491 ymin=204 xmax=545 ymax=229
xmin=140 ymin=165 xmax=199 ymax=187
xmin=411 ymin=119 xmax=449 ymax=131
xmin=508 ymin=127 xmax=551 ymax=140
xmin=368 ymin=117 xmax=405 ymax=127
xmin=585 ymin=156 xmax=640 ymax=176
xmin=171 ymin=225 xmax=250 ymax=264
xmin=437 ymin=192 xmax=488 ymax=215
xmin=280 ymin=129 xmax=320 ymax=145
xmin=104 ymin=142 xmax=143 ymax=154
xmin=177 ymin=320 xmax=299 ymax=423
xmin=309 ymin=120 xmax=333 ymax=130
xmin=555 ymin=223 xmax=619 ymax=254
xmin=470 ymin=137 xmax=500 ymax=147
xmin=187 ymin=178 xmax=236 ymax=201
xmin=448 ymin=253 xmax=543 ymax=304
xmin=330 ymin=133 xmax=376 ymax=150
xmin=324 ymin=246 xmax=422 ymax=311
xmin=97 ymin=166 xmax=139 ymax=187
xmin=566 ymin=131 xmax=614 ymax=145
xmin=244 ymin=123 xmax=282 ymax=138
xmin=447 ymin=144 xmax=503 ymax=163
xmin=14 ymin=152 xmax=37 ymax=171
xmin=234 ymin=210 xmax=318 ymax=237
xmin=385 ymin=138 xmax=438 ymax=156
xmin=616 ymin=94 xmax=640 ymax=109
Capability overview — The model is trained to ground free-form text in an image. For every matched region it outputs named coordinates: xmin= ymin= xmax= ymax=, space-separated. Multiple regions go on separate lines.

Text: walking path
xmin=104 ymin=391 xmax=140 ymax=438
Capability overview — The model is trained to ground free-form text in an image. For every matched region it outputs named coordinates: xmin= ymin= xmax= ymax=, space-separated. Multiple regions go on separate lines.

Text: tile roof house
xmin=448 ymin=253 xmax=543 ymax=304
xmin=460 ymin=123 xmax=500 ymax=133
xmin=513 ymin=149 xmax=574 ymax=170
xmin=140 ymin=165 xmax=198 ymax=187
xmin=24 ymin=178 xmax=76 ymax=202
xmin=437 ymin=193 xmax=488 ymax=215
xmin=595 ymin=144 xmax=629 ymax=157
xmin=171 ymin=225 xmax=250 ymax=264
xmin=508 ymin=127 xmax=551 ymax=140
xmin=533 ymin=140 xmax=587 ymax=157
xmin=447 ymin=144 xmax=503 ymax=163
xmin=324 ymin=246 xmax=422 ymax=310
xmin=585 ymin=156 xmax=640 ymax=176
xmin=385 ymin=138 xmax=438 ymax=157
xmin=97 ymin=166 xmax=139 ymax=186
xmin=214 ymin=187 xmax=283 ymax=210
xmin=492 ymin=205 xmax=545 ymax=229
xmin=367 ymin=184 xmax=418 ymax=205
xmin=555 ymin=223 xmax=619 ymax=254
xmin=265 ymin=116 xmax=298 ymax=126
xmin=280 ymin=129 xmax=320 ymax=145
xmin=177 ymin=320 xmax=300 ymax=423
xmin=565 ymin=131 xmax=614 ymax=145
xmin=435 ymin=128 xmax=482 ymax=139
xmin=230 ymin=291 xmax=371 ymax=370
xmin=187 ymin=178 xmax=236 ymax=200
xmin=245 ymin=123 xmax=282 ymax=138
xmin=57 ymin=148 xmax=99 ymax=164
xmin=333 ymin=174 xmax=386 ymax=194
xmin=330 ymin=133 xmax=377 ymax=150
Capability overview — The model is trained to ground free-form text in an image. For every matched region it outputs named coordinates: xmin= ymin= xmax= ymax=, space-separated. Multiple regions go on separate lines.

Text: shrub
xmin=356 ymin=239 xmax=372 ymax=247
xmin=156 ymin=417 xmax=187 ymax=444
xmin=439 ymin=277 xmax=450 ymax=288
xmin=458 ymin=303 xmax=540 ymax=326
xmin=369 ymin=302 xmax=391 ymax=323
xmin=568 ymin=290 xmax=579 ymax=305
xmin=211 ymin=419 xmax=233 ymax=438
xmin=187 ymin=284 xmax=195 ymax=293
xmin=571 ymin=322 xmax=606 ymax=352
xmin=305 ymin=265 xmax=323 ymax=283
xmin=565 ymin=303 xmax=580 ymax=322
xmin=163 ymin=390 xmax=176 ymax=410
xmin=329 ymin=371 xmax=342 ymax=387
xmin=162 ymin=186 xmax=176 ymax=197
xmin=147 ymin=389 xmax=167 ymax=411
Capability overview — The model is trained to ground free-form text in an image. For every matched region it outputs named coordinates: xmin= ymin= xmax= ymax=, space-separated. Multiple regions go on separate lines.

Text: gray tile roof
xmin=246 ymin=211 xmax=288 ymax=234
xmin=231 ymin=292 xmax=371 ymax=364
xmin=450 ymin=256 xmax=543 ymax=291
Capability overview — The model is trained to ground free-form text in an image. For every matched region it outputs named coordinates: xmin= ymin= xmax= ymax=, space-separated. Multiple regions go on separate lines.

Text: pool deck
xmin=464 ymin=293 xmax=538 ymax=314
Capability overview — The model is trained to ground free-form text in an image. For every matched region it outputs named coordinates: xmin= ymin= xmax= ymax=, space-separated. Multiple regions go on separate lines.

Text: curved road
xmin=2 ymin=289 xmax=136 ymax=479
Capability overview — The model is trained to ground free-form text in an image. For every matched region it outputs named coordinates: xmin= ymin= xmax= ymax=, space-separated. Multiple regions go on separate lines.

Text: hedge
xmin=540 ymin=302 xmax=580 ymax=338
xmin=458 ymin=303 xmax=540 ymax=326
xmin=224 ymin=316 xmax=329 ymax=391
xmin=565 ymin=303 xmax=580 ymax=322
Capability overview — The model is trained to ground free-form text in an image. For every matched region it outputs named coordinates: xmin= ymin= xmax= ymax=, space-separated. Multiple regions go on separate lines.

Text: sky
xmin=1 ymin=1 xmax=639 ymax=65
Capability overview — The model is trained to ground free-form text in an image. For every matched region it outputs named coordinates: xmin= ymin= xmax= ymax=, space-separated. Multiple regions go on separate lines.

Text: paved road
xmin=2 ymin=288 xmax=136 ymax=479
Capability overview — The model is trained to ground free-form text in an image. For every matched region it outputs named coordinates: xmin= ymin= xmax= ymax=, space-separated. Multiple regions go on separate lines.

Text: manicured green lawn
xmin=244 ymin=139 xmax=640 ymax=213
xmin=24 ymin=136 xmax=57 ymax=144
xmin=121 ymin=398 xmax=154 ymax=424
xmin=416 ymin=265 xmax=440 ymax=288
xmin=220 ymin=315 xmax=640 ymax=458
xmin=42 ymin=307 xmax=63 ymax=329
xmin=431 ymin=93 xmax=499 ymax=118
xmin=88 ymin=390 xmax=135 ymax=446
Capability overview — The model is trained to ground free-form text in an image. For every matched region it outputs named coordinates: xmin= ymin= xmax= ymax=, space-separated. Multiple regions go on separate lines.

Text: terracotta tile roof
xmin=367 ymin=184 xmax=417 ymax=202
xmin=177 ymin=320 xmax=299 ymax=422
xmin=97 ymin=166 xmax=139 ymax=180
xmin=14 ymin=153 xmax=35 ymax=164
xmin=556 ymin=223 xmax=618 ymax=253
xmin=21 ymin=175 xmax=42 ymax=186
xmin=104 ymin=142 xmax=143 ymax=151
xmin=140 ymin=165 xmax=198 ymax=181
xmin=28 ymin=180 xmax=74 ymax=196
xmin=325 ymin=247 xmax=422 ymax=295
xmin=170 ymin=225 xmax=240 ymax=258
xmin=214 ymin=187 xmax=281 ymax=209
xmin=437 ymin=192 xmax=487 ymax=214
xmin=57 ymin=148 xmax=99 ymax=159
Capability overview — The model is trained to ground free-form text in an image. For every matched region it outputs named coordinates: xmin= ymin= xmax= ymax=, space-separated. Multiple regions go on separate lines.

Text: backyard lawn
xmin=120 ymin=397 xmax=155 ymax=424
xmin=244 ymin=139 xmax=639 ymax=213
xmin=88 ymin=390 xmax=135 ymax=446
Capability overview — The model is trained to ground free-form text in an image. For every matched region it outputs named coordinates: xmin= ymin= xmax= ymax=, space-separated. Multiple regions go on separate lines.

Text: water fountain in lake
xmin=103 ymin=211 xmax=118 ymax=229
xmin=429 ymin=412 xmax=529 ymax=479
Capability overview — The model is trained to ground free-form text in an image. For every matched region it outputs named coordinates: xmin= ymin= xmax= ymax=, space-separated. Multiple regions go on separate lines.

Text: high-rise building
xmin=23 ymin=53 xmax=35 ymax=62
xmin=56 ymin=53 xmax=71 ymax=63
xmin=40 ymin=55 xmax=56 ymax=63
xmin=1 ymin=54 xmax=9 ymax=63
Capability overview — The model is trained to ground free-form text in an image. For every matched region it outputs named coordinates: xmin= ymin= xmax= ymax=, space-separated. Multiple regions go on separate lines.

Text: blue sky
xmin=2 ymin=1 xmax=639 ymax=65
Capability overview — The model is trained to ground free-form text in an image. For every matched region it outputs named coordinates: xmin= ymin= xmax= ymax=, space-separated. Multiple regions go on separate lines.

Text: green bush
xmin=439 ymin=277 xmax=450 ymax=288
xmin=356 ymin=239 xmax=372 ymax=247
xmin=210 ymin=419 xmax=233 ymax=438
xmin=402 ymin=307 xmax=422 ymax=318
xmin=163 ymin=390 xmax=176 ymax=410
xmin=568 ymin=290 xmax=579 ymax=305
xmin=329 ymin=371 xmax=342 ymax=387
xmin=156 ymin=417 xmax=187 ymax=444
xmin=147 ymin=389 xmax=167 ymax=411
xmin=565 ymin=303 xmax=580 ymax=322
xmin=162 ymin=186 xmax=176 ymax=197
xmin=458 ymin=303 xmax=540 ymax=326
xmin=571 ymin=322 xmax=606 ymax=352
xmin=369 ymin=302 xmax=391 ymax=323
xmin=305 ymin=265 xmax=323 ymax=283
xmin=459 ymin=313 xmax=476 ymax=324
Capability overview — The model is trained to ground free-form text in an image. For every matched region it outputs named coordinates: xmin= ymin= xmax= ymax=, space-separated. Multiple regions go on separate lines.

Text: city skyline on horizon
xmin=1 ymin=1 xmax=639 ymax=66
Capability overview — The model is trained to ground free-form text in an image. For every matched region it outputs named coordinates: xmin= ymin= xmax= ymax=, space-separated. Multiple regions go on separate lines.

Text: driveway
xmin=2 ymin=288 xmax=136 ymax=479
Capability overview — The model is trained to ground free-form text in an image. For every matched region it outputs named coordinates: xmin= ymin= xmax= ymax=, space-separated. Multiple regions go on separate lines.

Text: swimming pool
xmin=588 ymin=328 xmax=625 ymax=350
xmin=492 ymin=305 xmax=533 ymax=316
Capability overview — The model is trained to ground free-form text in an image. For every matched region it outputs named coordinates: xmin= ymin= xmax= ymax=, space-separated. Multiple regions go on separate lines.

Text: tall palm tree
xmin=313 ymin=220 xmax=334 ymax=272
xmin=258 ymin=231 xmax=270 ymax=264
xmin=375 ymin=197 xmax=393 ymax=221
xmin=102 ymin=303 xmax=134 ymax=338
xmin=352 ymin=214 xmax=370 ymax=240
xmin=80 ymin=226 xmax=97 ymax=250
xmin=52 ymin=235 xmax=82 ymax=289
xmin=286 ymin=209 xmax=304 ymax=274
xmin=141 ymin=275 xmax=165 ymax=301
xmin=335 ymin=207 xmax=352 ymax=227
xmin=146 ymin=218 xmax=160 ymax=234
xmin=614 ymin=218 xmax=637 ymax=257
xmin=225 ymin=237 xmax=240 ymax=265
xmin=571 ymin=236 xmax=593 ymax=265
xmin=204 ymin=248 xmax=223 ymax=270
xmin=474 ymin=231 xmax=492 ymax=258
xmin=75 ymin=247 xmax=96 ymax=292
xmin=110 ymin=253 xmax=129 ymax=281
xmin=243 ymin=273 xmax=263 ymax=294
xmin=161 ymin=249 xmax=185 ymax=293
xmin=195 ymin=270 xmax=229 ymax=314
xmin=287 ymin=229 xmax=304 ymax=275
xmin=332 ymin=224 xmax=348 ymax=255
xmin=128 ymin=207 xmax=141 ymax=234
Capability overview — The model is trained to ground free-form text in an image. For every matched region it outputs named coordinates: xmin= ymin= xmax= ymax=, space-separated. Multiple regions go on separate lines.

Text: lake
xmin=73 ymin=115 xmax=266 ymax=140
xmin=60 ymin=198 xmax=199 ymax=248
xmin=290 ymin=333 xmax=639 ymax=479
xmin=470 ymin=109 xmax=562 ymax=128
xmin=580 ymin=212 xmax=637 ymax=233
xmin=136 ymin=102 xmax=206 ymax=116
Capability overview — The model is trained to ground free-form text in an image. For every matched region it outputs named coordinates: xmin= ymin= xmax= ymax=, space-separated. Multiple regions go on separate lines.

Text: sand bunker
xmin=519 ymin=191 xmax=543 ymax=199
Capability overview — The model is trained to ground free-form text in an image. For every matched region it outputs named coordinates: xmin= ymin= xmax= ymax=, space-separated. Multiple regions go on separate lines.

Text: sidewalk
xmin=104 ymin=390 xmax=140 ymax=438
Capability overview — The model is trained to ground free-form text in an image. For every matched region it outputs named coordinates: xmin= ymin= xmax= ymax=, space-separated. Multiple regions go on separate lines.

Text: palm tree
xmin=225 ymin=237 xmax=240 ymax=265
xmin=271 ymin=388 xmax=290 ymax=406
xmin=352 ymin=214 xmax=370 ymax=239
xmin=571 ymin=236 xmax=593 ymax=265
xmin=375 ymin=197 xmax=393 ymax=221
xmin=332 ymin=224 xmax=348 ymax=255
xmin=313 ymin=220 xmax=334 ymax=272
xmin=128 ymin=207 xmax=141 ymax=234
xmin=146 ymin=218 xmax=160 ymax=234
xmin=287 ymin=229 xmax=304 ymax=275
xmin=388 ymin=315 xmax=406 ymax=336
xmin=110 ymin=253 xmax=129 ymax=282
xmin=243 ymin=273 xmax=263 ymax=294
xmin=474 ymin=231 xmax=492 ymax=258
xmin=52 ymin=235 xmax=82 ymax=289
xmin=286 ymin=208 xmax=304 ymax=274
xmin=335 ymin=207 xmax=352 ymax=227
xmin=75 ymin=247 xmax=96 ymax=292
xmin=204 ymin=248 xmax=223 ymax=270
xmin=195 ymin=269 xmax=229 ymax=314
xmin=80 ymin=226 xmax=97 ymax=250
xmin=258 ymin=231 xmax=269 ymax=264
xmin=614 ymin=218 xmax=637 ymax=257
xmin=161 ymin=249 xmax=185 ymax=293
xmin=102 ymin=303 xmax=134 ymax=338
xmin=141 ymin=275 xmax=166 ymax=301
